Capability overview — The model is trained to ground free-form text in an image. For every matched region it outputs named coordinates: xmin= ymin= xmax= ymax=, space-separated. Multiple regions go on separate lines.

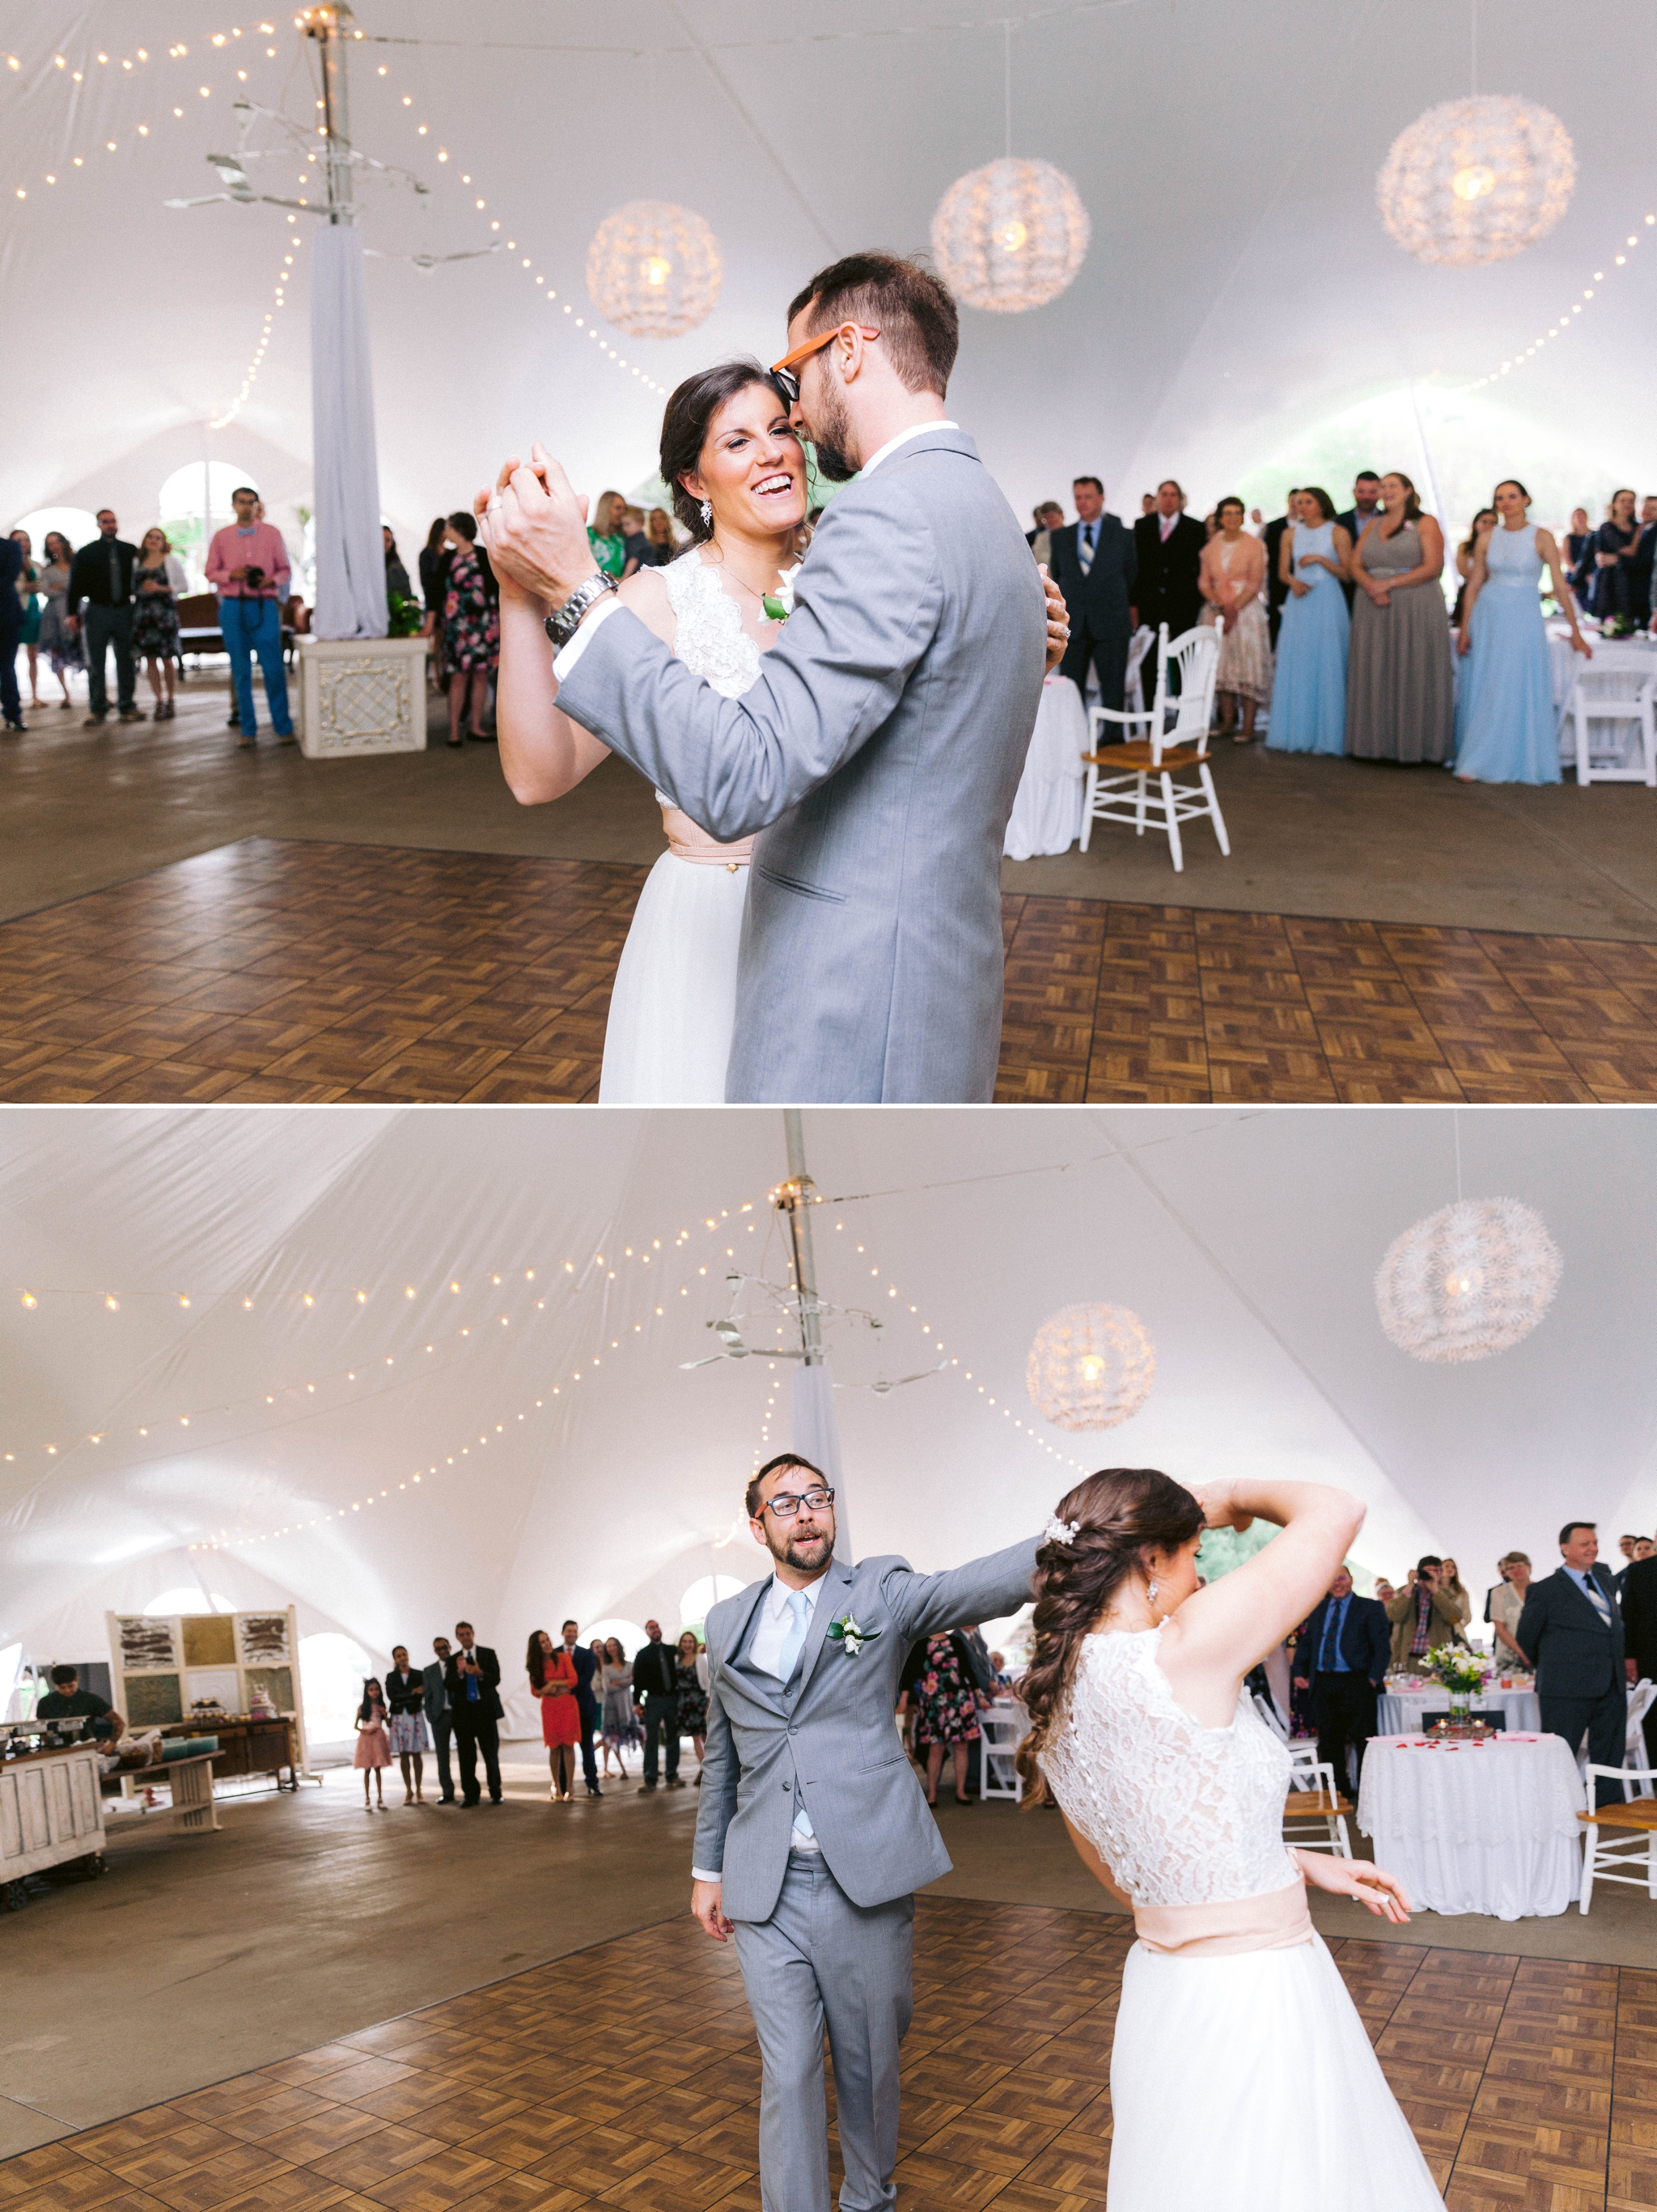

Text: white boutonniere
xmin=762 ymin=562 xmax=802 ymax=625
xmin=826 ymin=1612 xmax=879 ymax=1656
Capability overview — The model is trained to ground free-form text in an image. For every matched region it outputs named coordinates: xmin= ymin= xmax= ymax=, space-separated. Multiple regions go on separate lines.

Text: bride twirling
xmin=491 ymin=361 xmax=809 ymax=1103
xmin=1019 ymin=1467 xmax=1445 ymax=2211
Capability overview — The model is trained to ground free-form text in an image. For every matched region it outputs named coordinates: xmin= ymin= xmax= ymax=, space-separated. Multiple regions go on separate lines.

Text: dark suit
xmin=1047 ymin=515 xmax=1136 ymax=719
xmin=66 ymin=535 xmax=141 ymax=716
xmin=1131 ymin=513 xmax=1206 ymax=643
xmin=1262 ymin=515 xmax=1292 ymax=646
xmin=1293 ymin=1594 xmax=1391 ymax=1786
xmin=1517 ymin=1565 xmax=1627 ymax=1803
xmin=633 ymin=1638 xmax=680 ymax=1785
xmin=1619 ymin=1556 xmax=1657 ymax=1766
xmin=564 ymin=1638 xmax=600 ymax=1790
xmin=422 ymin=1658 xmax=455 ymax=1800
xmin=1335 ymin=508 xmax=1380 ymax=609
xmin=0 ymin=536 xmax=21 ymax=726
xmin=443 ymin=1644 xmax=504 ymax=1804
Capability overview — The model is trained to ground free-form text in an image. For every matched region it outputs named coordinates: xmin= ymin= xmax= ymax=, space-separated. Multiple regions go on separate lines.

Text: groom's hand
xmin=1039 ymin=565 xmax=1069 ymax=675
xmin=477 ymin=440 xmax=599 ymax=612
xmin=693 ymin=1879 xmax=733 ymax=1944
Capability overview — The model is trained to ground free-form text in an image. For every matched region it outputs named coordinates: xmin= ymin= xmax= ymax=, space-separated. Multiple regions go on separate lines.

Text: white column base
xmin=295 ymin=635 xmax=430 ymax=758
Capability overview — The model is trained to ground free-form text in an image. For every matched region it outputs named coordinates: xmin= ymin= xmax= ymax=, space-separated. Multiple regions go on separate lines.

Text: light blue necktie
xmin=1079 ymin=521 xmax=1095 ymax=576
xmin=778 ymin=1588 xmax=816 ymax=1840
xmin=1579 ymin=1571 xmax=1613 ymax=1625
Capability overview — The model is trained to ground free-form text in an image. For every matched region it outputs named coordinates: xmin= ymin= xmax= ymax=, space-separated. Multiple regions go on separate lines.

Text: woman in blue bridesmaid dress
xmin=1266 ymin=487 xmax=1353 ymax=755
xmin=1452 ymin=479 xmax=1590 ymax=785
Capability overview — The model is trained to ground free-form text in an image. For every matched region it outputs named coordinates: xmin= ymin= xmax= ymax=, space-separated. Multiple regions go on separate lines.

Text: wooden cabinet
xmin=161 ymin=1716 xmax=297 ymax=1788
xmin=0 ymin=1746 xmax=106 ymax=1904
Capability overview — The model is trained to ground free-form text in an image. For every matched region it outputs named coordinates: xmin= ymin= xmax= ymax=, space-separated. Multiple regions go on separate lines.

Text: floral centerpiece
xmin=1427 ymin=1646 xmax=1491 ymax=1723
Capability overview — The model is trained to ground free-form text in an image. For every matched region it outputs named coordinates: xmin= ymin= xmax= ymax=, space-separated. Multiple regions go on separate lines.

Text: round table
xmin=1357 ymin=1732 xmax=1584 ymax=1919
xmin=1376 ymin=1682 xmax=1540 ymax=1735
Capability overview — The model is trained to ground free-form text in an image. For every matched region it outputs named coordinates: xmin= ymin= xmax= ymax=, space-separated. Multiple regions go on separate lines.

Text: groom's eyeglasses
xmin=769 ymin=324 xmax=881 ymax=409
xmin=762 ymin=1487 xmax=836 ymax=1519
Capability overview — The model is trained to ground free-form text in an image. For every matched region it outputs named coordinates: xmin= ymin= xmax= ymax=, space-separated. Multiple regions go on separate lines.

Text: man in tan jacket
xmin=1385 ymin=1557 xmax=1464 ymax=1670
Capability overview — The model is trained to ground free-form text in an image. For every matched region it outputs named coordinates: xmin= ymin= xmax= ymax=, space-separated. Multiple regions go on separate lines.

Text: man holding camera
xmin=206 ymin=485 xmax=294 ymax=748
xmin=1384 ymin=1554 xmax=1463 ymax=1671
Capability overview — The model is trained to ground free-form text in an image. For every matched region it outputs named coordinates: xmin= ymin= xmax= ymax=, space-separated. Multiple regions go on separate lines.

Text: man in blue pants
xmin=206 ymin=485 xmax=294 ymax=748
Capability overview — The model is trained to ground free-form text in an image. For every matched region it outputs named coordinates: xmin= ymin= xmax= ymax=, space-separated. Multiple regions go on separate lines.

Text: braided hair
xmin=1015 ymin=1468 xmax=1205 ymax=1806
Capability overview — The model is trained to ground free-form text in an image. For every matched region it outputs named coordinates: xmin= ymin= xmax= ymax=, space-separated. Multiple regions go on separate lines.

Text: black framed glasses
xmin=762 ymin=1486 xmax=835 ymax=1519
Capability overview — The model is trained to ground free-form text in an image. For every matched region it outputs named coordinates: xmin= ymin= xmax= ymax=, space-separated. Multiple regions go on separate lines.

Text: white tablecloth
xmin=1547 ymin=625 xmax=1657 ymax=767
xmin=1004 ymin=673 xmax=1087 ymax=860
xmin=1376 ymin=1684 xmax=1541 ymax=1735
xmin=1358 ymin=1732 xmax=1584 ymax=1919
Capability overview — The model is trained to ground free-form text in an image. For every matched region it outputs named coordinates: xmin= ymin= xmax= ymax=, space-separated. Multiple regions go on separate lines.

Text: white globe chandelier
xmin=586 ymin=200 xmax=723 ymax=339
xmin=1375 ymin=1197 xmax=1562 ymax=1364
xmin=931 ymin=156 xmax=1090 ymax=314
xmin=1376 ymin=94 xmax=1574 ymax=267
xmin=1026 ymin=1303 xmax=1155 ymax=1431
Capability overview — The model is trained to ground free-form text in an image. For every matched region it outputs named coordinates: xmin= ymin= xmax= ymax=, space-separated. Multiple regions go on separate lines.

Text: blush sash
xmin=1133 ymin=1875 xmax=1313 ymax=1958
xmin=659 ymin=803 xmax=752 ymax=869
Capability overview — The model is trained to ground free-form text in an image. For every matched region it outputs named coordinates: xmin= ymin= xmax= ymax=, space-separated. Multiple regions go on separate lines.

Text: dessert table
xmin=1358 ymin=1732 xmax=1584 ymax=1919
xmin=1376 ymin=1681 xmax=1540 ymax=1735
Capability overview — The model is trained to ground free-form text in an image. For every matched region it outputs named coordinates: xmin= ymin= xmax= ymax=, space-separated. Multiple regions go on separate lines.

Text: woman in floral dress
xmin=439 ymin=511 xmax=498 ymax=748
xmin=912 ymin=1632 xmax=985 ymax=1807
xmin=674 ymin=1631 xmax=710 ymax=1778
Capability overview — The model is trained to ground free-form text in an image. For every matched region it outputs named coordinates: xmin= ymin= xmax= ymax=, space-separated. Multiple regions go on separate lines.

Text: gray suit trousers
xmin=732 ymin=1849 xmax=914 ymax=2212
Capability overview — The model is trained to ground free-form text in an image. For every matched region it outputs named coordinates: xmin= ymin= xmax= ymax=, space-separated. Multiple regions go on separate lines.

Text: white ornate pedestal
xmin=295 ymin=635 xmax=429 ymax=757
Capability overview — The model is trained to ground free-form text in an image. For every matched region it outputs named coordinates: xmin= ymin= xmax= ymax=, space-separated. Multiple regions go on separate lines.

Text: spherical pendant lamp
xmin=930 ymin=156 xmax=1090 ymax=313
xmin=1026 ymin=1303 xmax=1154 ymax=1431
xmin=586 ymin=200 xmax=722 ymax=339
xmin=1375 ymin=1197 xmax=1562 ymax=1363
xmin=1376 ymin=95 xmax=1574 ymax=267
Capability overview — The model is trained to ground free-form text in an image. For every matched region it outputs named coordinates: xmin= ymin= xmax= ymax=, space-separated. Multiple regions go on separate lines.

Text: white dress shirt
xmin=856 ymin=417 xmax=957 ymax=479
xmin=692 ymin=1570 xmax=828 ymax=1882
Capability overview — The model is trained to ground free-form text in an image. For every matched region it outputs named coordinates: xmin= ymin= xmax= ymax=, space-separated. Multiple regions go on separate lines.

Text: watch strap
xmin=545 ymin=570 xmax=618 ymax=649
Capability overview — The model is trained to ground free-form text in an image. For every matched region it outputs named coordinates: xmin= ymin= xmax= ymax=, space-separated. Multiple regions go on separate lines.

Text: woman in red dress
xmin=528 ymin=1629 xmax=580 ymax=1801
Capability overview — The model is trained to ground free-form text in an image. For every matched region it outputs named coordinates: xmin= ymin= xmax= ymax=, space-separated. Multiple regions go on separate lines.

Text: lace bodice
xmin=648 ymin=551 xmax=761 ymax=866
xmin=1039 ymin=1627 xmax=1299 ymax=1906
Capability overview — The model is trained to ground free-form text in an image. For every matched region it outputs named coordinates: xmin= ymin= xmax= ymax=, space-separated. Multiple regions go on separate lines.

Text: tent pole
xmin=778 ymin=1112 xmax=850 ymax=1560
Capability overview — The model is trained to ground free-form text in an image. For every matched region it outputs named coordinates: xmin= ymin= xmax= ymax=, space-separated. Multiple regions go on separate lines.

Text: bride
xmin=492 ymin=360 xmax=808 ymax=1103
xmin=1019 ymin=1467 xmax=1444 ymax=2210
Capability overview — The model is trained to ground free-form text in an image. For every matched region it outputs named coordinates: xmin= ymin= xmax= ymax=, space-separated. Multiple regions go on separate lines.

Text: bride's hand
xmin=1191 ymin=1480 xmax=1252 ymax=1534
xmin=477 ymin=443 xmax=597 ymax=610
xmin=1039 ymin=565 xmax=1070 ymax=674
xmin=1295 ymin=1850 xmax=1411 ymax=1924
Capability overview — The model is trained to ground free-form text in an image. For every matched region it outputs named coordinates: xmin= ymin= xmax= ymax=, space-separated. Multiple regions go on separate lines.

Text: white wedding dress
xmin=598 ymin=551 xmax=761 ymax=1104
xmin=1040 ymin=1625 xmax=1444 ymax=2210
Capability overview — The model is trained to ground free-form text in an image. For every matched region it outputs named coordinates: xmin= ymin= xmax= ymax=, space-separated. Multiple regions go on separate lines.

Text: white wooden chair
xmin=1252 ymin=1690 xmax=1289 ymax=1744
xmin=978 ymin=1701 xmax=1030 ymax=1803
xmin=1081 ymin=622 xmax=1228 ymax=871
xmin=1123 ymin=624 xmax=1156 ymax=718
xmin=1627 ymin=1680 xmax=1657 ymax=1794
xmin=1283 ymin=1756 xmax=1353 ymax=1858
xmin=1568 ymin=666 xmax=1657 ymax=786
xmin=1579 ymin=1764 xmax=1657 ymax=1911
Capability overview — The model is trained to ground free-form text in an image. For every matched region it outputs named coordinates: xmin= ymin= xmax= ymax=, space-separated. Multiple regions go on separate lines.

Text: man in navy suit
xmin=1046 ymin=477 xmax=1137 ymax=722
xmin=1517 ymin=1520 xmax=1627 ymax=1806
xmin=0 ymin=533 xmax=23 ymax=731
xmin=561 ymin=1617 xmax=602 ymax=1798
xmin=1292 ymin=1567 xmax=1391 ymax=1788
xmin=1334 ymin=471 xmax=1383 ymax=607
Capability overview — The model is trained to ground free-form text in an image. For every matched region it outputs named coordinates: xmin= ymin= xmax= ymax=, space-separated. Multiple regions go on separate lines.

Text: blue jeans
xmin=222 ymin=595 xmax=291 ymax=735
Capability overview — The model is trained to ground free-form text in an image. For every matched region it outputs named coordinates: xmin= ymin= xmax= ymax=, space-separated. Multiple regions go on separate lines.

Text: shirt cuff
xmin=551 ymin=592 xmax=622 ymax=681
xmin=691 ymin=1865 xmax=723 ymax=1884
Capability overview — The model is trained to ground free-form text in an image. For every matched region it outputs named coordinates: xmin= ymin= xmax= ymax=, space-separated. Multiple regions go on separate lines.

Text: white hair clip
xmin=1043 ymin=1515 xmax=1079 ymax=1546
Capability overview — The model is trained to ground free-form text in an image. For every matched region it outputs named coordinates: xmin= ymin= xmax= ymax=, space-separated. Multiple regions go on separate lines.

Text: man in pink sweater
xmin=206 ymin=485 xmax=294 ymax=747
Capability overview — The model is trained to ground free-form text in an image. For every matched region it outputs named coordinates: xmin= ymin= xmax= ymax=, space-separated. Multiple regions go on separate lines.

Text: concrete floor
xmin=5 ymin=669 xmax=1656 ymax=939
xmin=5 ymin=1753 xmax=1653 ymax=2158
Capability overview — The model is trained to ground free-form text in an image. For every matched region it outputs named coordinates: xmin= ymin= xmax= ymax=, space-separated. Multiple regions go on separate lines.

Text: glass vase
xmin=1449 ymin=1690 xmax=1471 ymax=1728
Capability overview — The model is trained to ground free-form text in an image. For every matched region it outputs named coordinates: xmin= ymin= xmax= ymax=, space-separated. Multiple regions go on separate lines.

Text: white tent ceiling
xmin=5 ymin=1105 xmax=1654 ymax=1720
xmin=6 ymin=2 xmax=1657 ymax=566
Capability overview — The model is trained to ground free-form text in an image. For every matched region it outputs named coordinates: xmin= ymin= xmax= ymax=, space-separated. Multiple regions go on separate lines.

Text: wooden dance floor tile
xmin=0 ymin=839 xmax=1651 ymax=1101
xmin=5 ymin=1901 xmax=1646 ymax=2212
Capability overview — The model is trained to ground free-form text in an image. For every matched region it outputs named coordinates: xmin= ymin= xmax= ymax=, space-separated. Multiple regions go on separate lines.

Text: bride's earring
xmin=1146 ymin=1578 xmax=1160 ymax=1617
xmin=699 ymin=498 xmax=713 ymax=529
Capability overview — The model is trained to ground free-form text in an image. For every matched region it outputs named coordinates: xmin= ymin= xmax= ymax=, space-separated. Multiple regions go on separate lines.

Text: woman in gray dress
xmin=1346 ymin=472 xmax=1454 ymax=763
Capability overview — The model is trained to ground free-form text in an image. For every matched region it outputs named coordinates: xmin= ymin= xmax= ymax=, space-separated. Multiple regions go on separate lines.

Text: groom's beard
xmin=768 ymin=1523 xmax=835 ymax=1574
xmin=804 ymin=383 xmax=860 ymax=483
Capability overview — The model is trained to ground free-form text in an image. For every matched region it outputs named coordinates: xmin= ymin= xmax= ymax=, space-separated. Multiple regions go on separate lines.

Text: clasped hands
xmin=474 ymin=441 xmax=600 ymax=612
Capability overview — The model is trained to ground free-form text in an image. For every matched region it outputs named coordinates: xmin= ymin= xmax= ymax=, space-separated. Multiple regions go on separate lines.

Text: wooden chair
xmin=175 ymin=592 xmax=225 ymax=663
xmin=1283 ymin=1757 xmax=1353 ymax=1858
xmin=1080 ymin=622 xmax=1228 ymax=871
xmin=1579 ymin=1764 xmax=1657 ymax=1911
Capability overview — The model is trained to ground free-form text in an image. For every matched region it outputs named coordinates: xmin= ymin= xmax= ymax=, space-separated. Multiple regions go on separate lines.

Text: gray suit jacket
xmin=692 ymin=1537 xmax=1039 ymax=1921
xmin=554 ymin=426 xmax=1047 ymax=1104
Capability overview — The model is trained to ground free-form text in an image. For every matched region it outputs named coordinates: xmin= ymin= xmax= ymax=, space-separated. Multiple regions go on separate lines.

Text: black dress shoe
xmin=586 ymin=1782 xmax=603 ymax=1798
xmin=665 ymin=1777 xmax=686 ymax=1789
xmin=638 ymin=1782 xmax=657 ymax=1792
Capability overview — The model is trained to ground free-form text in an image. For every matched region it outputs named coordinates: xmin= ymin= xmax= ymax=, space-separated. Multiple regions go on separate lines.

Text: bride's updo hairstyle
xmin=1015 ymin=1467 xmax=1205 ymax=1806
xmin=659 ymin=358 xmax=800 ymax=548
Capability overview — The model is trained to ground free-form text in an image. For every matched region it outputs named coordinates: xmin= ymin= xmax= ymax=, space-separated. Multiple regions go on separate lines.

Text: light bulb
xmin=1451 ymin=163 xmax=1496 ymax=201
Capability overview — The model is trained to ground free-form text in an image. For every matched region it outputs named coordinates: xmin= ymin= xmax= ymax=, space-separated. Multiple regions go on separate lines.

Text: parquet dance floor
xmin=1 ymin=1896 xmax=1646 ymax=2212
xmin=0 ymin=838 xmax=1652 ymax=1103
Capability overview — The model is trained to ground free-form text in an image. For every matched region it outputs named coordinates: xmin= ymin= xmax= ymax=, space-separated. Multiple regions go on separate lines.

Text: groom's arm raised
xmin=884 ymin=1536 xmax=1040 ymax=1646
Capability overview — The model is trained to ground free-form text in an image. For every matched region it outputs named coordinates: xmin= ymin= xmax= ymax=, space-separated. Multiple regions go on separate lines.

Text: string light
xmin=1464 ymin=207 xmax=1657 ymax=390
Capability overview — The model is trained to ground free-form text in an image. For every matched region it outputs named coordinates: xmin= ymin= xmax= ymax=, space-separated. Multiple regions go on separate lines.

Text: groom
xmin=691 ymin=1452 xmax=1038 ymax=2212
xmin=480 ymin=251 xmax=1053 ymax=1104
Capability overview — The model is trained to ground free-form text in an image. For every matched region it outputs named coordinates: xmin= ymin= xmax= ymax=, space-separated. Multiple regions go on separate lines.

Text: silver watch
xmin=545 ymin=570 xmax=618 ymax=649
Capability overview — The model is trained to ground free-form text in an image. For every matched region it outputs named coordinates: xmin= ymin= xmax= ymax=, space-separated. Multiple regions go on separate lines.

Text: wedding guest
xmin=206 ymin=486 xmax=294 ymax=748
xmin=66 ymin=509 xmax=144 ymax=727
xmin=424 ymin=1634 xmax=456 ymax=1803
xmin=1138 ymin=493 xmax=1155 ymax=516
xmin=1047 ymin=475 xmax=1136 ymax=718
xmin=674 ymin=1630 xmax=710 ymax=1778
xmin=528 ymin=1628 xmax=580 ymax=1802
xmin=1588 ymin=489 xmax=1643 ymax=626
xmin=1438 ymin=1558 xmax=1473 ymax=1644
xmin=132 ymin=528 xmax=188 ymax=722
xmin=1132 ymin=481 xmax=1206 ymax=653
xmin=385 ymin=1644 xmax=430 ymax=1805
xmin=1451 ymin=509 xmax=1496 ymax=625
xmin=1334 ymin=472 xmax=1383 ymax=607
xmin=1346 ymin=471 xmax=1453 ymax=765
xmin=638 ymin=507 xmax=677 ymax=569
xmin=1617 ymin=1547 xmax=1657 ymax=1761
xmin=620 ymin=503 xmax=651 ymax=580
xmin=588 ymin=490 xmax=629 ymax=579
xmin=599 ymin=1637 xmax=638 ymax=1778
xmin=1198 ymin=497 xmax=1270 ymax=741
xmin=444 ymin=1620 xmax=504 ymax=1806
xmin=1614 ymin=1533 xmax=1640 ymax=1590
xmin=632 ymin=1618 xmax=682 ymax=1790
xmin=1564 ymin=506 xmax=1595 ymax=611
xmin=384 ymin=525 xmax=412 ymax=602
xmin=438 ymin=511 xmax=498 ymax=749
xmin=1384 ymin=1556 xmax=1460 ymax=1668
xmin=1290 ymin=1567 xmax=1390 ymax=1786
xmin=1485 ymin=1553 xmax=1532 ymax=1668
xmin=912 ymin=1631 xmax=985 ymax=1807
xmin=561 ymin=1619 xmax=602 ymax=1796
xmin=0 ymin=532 xmax=23 ymax=731
xmin=1267 ymin=486 xmax=1350 ymax=756
xmin=36 ymin=531 xmax=79 ymax=710
xmin=36 ymin=1663 xmax=125 ymax=1740
xmin=10 ymin=531 xmax=44 ymax=712
xmin=1026 ymin=500 xmax=1064 ymax=558
xmin=354 ymin=1678 xmax=392 ymax=1809
xmin=1261 ymin=493 xmax=1300 ymax=647
xmin=1516 ymin=1521 xmax=1627 ymax=1805
xmin=1630 ymin=497 xmax=1657 ymax=625
xmin=1454 ymin=480 xmax=1589 ymax=785
xmin=1373 ymin=1578 xmax=1396 ymax=1608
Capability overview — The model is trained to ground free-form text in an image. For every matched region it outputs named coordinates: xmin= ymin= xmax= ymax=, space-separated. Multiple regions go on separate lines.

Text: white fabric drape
xmin=791 ymin=1363 xmax=847 ymax=1557
xmin=310 ymin=220 xmax=388 ymax=641
xmin=1003 ymin=674 xmax=1088 ymax=861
